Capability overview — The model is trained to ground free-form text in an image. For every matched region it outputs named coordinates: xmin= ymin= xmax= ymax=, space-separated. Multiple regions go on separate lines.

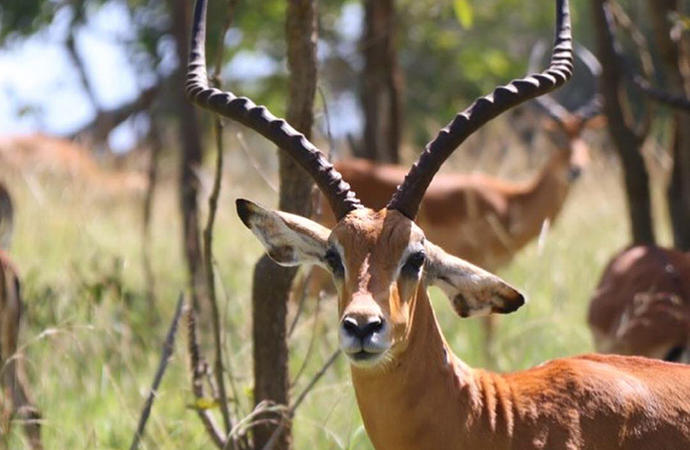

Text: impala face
xmin=237 ymin=200 xmax=525 ymax=369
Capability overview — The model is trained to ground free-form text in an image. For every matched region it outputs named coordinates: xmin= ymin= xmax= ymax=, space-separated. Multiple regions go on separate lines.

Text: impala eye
xmin=324 ymin=248 xmax=344 ymax=277
xmin=402 ymin=250 xmax=426 ymax=277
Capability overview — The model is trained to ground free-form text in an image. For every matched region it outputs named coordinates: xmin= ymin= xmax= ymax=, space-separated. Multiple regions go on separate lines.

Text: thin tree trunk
xmin=170 ymin=0 xmax=207 ymax=310
xmin=591 ymin=0 xmax=655 ymax=245
xmin=251 ymin=0 xmax=317 ymax=448
xmin=647 ymin=0 xmax=690 ymax=250
xmin=359 ymin=0 xmax=402 ymax=163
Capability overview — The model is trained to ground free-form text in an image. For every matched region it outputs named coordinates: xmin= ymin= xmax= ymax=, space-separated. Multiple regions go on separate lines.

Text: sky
xmin=0 ymin=2 xmax=364 ymax=153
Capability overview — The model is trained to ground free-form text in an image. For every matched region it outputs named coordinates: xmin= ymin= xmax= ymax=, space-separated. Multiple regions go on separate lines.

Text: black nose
xmin=568 ymin=165 xmax=583 ymax=181
xmin=341 ymin=316 xmax=384 ymax=340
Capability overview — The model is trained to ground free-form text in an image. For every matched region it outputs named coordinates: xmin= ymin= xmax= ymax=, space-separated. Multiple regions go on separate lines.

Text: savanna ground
xmin=1 ymin=117 xmax=674 ymax=449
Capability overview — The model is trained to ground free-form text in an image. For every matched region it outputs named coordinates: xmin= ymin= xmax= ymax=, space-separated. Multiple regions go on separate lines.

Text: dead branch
xmin=129 ymin=294 xmax=185 ymax=450
xmin=187 ymin=306 xmax=226 ymax=449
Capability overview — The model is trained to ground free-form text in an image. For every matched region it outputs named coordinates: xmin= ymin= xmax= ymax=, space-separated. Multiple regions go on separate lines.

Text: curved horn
xmin=388 ymin=0 xmax=573 ymax=219
xmin=0 ymin=184 xmax=14 ymax=251
xmin=571 ymin=44 xmax=603 ymax=121
xmin=186 ymin=0 xmax=362 ymax=220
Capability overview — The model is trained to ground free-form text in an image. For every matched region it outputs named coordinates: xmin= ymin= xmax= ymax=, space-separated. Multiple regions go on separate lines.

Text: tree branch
xmin=129 ymin=294 xmax=185 ymax=450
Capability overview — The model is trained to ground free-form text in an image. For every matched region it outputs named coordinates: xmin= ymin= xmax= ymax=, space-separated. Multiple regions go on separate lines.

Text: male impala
xmin=0 ymin=184 xmax=42 ymax=450
xmin=588 ymin=245 xmax=690 ymax=363
xmin=187 ymin=0 xmax=690 ymax=447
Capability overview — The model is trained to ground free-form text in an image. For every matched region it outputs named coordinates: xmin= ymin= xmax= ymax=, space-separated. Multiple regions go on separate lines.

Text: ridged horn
xmin=185 ymin=0 xmax=362 ymax=220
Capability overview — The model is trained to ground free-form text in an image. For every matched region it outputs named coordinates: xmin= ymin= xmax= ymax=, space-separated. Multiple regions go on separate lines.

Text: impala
xmin=588 ymin=245 xmax=690 ymax=363
xmin=0 ymin=184 xmax=42 ymax=450
xmin=0 ymin=134 xmax=145 ymax=193
xmin=187 ymin=0 xmax=690 ymax=447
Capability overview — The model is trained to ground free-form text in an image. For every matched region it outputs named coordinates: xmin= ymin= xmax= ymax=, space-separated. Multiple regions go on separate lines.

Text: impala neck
xmin=350 ymin=284 xmax=481 ymax=449
xmin=508 ymin=150 xmax=573 ymax=243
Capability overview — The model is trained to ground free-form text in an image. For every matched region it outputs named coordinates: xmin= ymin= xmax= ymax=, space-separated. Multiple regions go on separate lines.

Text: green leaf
xmin=453 ymin=0 xmax=474 ymax=30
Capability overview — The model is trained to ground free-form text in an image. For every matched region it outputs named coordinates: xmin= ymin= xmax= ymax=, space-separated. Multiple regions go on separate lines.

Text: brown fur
xmin=588 ymin=245 xmax=690 ymax=361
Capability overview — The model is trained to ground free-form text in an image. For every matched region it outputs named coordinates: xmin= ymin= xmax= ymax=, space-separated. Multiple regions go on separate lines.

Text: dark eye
xmin=402 ymin=250 xmax=426 ymax=277
xmin=324 ymin=248 xmax=344 ymax=277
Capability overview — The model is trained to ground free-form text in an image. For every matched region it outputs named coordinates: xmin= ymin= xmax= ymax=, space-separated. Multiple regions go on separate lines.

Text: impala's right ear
xmin=236 ymin=199 xmax=330 ymax=268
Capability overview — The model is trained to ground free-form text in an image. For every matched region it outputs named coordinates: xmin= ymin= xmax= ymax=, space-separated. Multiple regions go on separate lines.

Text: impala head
xmin=236 ymin=201 xmax=525 ymax=367
xmin=187 ymin=0 xmax=572 ymax=368
xmin=530 ymin=41 xmax=603 ymax=182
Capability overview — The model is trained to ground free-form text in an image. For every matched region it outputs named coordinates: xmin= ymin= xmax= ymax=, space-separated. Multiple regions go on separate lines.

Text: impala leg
xmin=4 ymin=359 xmax=42 ymax=450
xmin=481 ymin=315 xmax=498 ymax=367
xmin=0 ymin=272 xmax=42 ymax=450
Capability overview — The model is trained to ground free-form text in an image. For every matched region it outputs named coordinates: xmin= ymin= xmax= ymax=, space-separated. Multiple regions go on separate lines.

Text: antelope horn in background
xmin=529 ymin=40 xmax=602 ymax=124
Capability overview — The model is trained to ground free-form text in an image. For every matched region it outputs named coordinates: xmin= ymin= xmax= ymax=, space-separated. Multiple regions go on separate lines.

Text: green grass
xmin=2 ymin=142 xmax=671 ymax=449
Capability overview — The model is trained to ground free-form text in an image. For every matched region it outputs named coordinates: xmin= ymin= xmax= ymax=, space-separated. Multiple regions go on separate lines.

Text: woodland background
xmin=0 ymin=0 xmax=688 ymax=448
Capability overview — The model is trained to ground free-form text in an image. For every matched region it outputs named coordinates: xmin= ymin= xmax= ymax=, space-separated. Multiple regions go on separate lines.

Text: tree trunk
xmin=359 ymin=0 xmax=402 ymax=163
xmin=647 ymin=0 xmax=690 ymax=250
xmin=591 ymin=0 xmax=656 ymax=245
xmin=170 ymin=0 xmax=207 ymax=310
xmin=251 ymin=0 xmax=317 ymax=448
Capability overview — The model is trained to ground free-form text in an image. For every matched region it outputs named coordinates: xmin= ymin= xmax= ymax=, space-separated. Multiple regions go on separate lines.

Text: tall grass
xmin=2 ymin=128 xmax=671 ymax=449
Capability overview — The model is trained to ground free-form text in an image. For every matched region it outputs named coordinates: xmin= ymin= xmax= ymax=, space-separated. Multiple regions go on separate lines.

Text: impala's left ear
xmin=424 ymin=242 xmax=525 ymax=318
xmin=236 ymin=199 xmax=330 ymax=268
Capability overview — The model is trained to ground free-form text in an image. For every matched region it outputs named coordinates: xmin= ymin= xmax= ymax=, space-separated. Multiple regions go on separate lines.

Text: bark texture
xmin=359 ymin=0 xmax=402 ymax=163
xmin=251 ymin=0 xmax=318 ymax=448
xmin=170 ymin=0 xmax=207 ymax=309
xmin=647 ymin=0 xmax=690 ymax=250
xmin=591 ymin=0 xmax=655 ymax=245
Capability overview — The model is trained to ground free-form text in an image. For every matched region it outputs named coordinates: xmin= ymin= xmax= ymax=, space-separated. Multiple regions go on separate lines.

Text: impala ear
xmin=236 ymin=199 xmax=330 ymax=267
xmin=424 ymin=241 xmax=525 ymax=318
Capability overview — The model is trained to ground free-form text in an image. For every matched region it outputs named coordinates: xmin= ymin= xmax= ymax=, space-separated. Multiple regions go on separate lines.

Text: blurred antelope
xmin=309 ymin=44 xmax=603 ymax=362
xmin=588 ymin=245 xmax=690 ymax=363
xmin=188 ymin=0 xmax=690 ymax=447
xmin=0 ymin=185 xmax=42 ymax=450
xmin=0 ymin=134 xmax=145 ymax=193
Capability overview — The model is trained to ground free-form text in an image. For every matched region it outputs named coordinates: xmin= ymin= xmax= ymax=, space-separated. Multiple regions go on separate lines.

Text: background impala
xmin=588 ymin=245 xmax=690 ymax=363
